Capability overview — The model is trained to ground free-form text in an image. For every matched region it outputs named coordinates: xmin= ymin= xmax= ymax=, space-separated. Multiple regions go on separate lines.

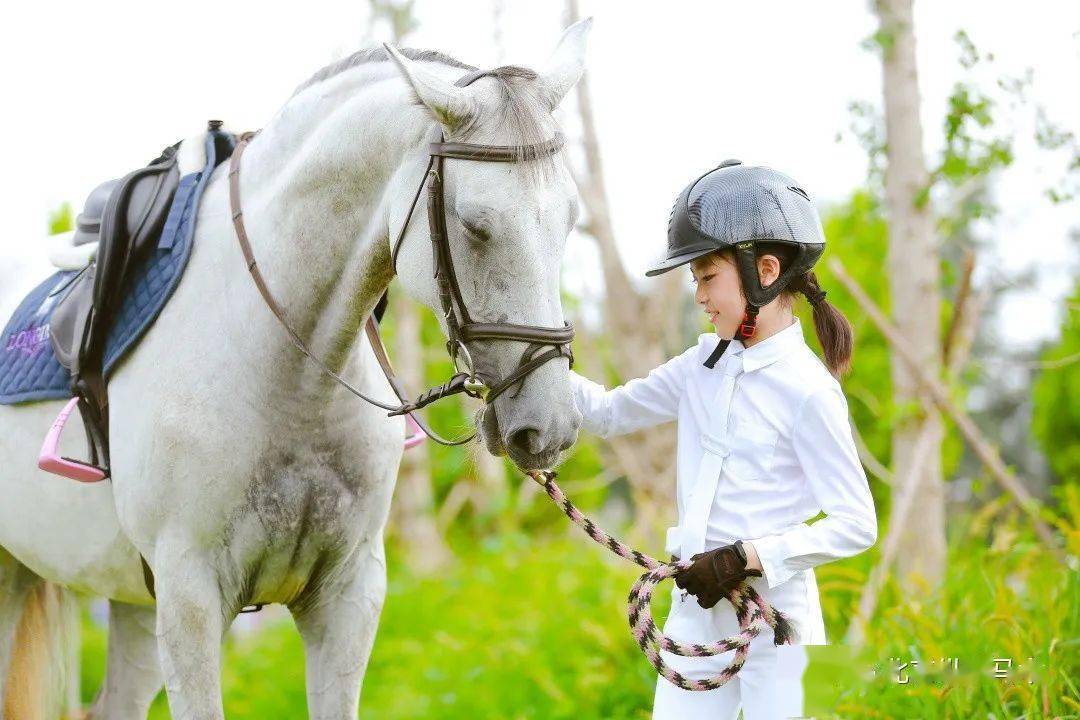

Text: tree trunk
xmin=875 ymin=0 xmax=947 ymax=588
xmin=564 ymin=0 xmax=687 ymax=542
xmin=371 ymin=0 xmax=450 ymax=574
xmin=390 ymin=298 xmax=452 ymax=573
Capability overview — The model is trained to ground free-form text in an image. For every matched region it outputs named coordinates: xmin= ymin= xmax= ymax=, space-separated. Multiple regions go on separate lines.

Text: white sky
xmin=1 ymin=1 xmax=1076 ymax=346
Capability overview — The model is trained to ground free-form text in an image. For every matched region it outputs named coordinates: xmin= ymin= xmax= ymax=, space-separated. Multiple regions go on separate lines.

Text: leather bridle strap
xmin=390 ymin=153 xmax=436 ymax=272
xmin=229 ymin=131 xmax=475 ymax=447
xmin=422 ymin=138 xmax=573 ymax=356
xmin=484 ymin=342 xmax=574 ymax=404
xmin=386 ymin=69 xmax=576 ymax=418
xmin=229 ymin=67 xmax=576 ymax=449
xmin=460 ymin=323 xmax=575 ymax=344
xmin=362 ymin=319 xmax=475 ymax=444
xmin=430 ymin=133 xmax=565 ymax=163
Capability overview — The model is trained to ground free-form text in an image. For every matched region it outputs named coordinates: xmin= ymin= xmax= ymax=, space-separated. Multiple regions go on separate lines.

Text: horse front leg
xmin=151 ymin=545 xmax=229 ymax=720
xmin=290 ymin=540 xmax=388 ymax=720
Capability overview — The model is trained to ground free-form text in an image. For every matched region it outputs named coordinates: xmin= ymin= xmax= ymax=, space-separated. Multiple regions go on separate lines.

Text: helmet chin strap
xmin=737 ymin=303 xmax=760 ymax=340
xmin=703 ymin=302 xmax=759 ymax=369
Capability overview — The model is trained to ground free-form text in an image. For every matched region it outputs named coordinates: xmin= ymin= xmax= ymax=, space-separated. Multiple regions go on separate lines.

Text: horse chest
xmin=224 ymin=444 xmax=392 ymax=603
xmin=245 ymin=446 xmax=371 ymax=538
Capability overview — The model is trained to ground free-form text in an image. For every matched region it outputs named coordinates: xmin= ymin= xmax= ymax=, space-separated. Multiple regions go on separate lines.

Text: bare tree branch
xmin=851 ymin=419 xmax=895 ymax=487
xmin=829 ymin=257 xmax=1065 ymax=562
xmin=845 ymin=397 xmax=940 ymax=646
xmin=942 ymin=248 xmax=975 ymax=367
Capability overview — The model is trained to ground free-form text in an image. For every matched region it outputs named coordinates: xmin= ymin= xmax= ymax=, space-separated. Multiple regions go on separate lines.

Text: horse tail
xmin=4 ymin=582 xmax=79 ymax=720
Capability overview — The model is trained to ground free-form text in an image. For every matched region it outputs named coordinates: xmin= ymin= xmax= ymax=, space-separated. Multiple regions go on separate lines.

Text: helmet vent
xmin=787 ymin=185 xmax=810 ymax=201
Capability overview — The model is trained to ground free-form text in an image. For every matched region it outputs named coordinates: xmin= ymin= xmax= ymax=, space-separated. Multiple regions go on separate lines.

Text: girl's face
xmin=690 ymin=252 xmax=746 ymax=338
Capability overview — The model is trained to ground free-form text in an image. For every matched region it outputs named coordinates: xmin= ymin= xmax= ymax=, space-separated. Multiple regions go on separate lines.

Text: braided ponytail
xmin=791 ymin=271 xmax=853 ymax=378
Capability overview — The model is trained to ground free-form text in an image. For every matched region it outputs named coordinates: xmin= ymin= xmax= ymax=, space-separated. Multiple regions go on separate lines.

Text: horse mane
xmin=292 ymin=47 xmax=560 ymax=178
xmin=292 ymin=47 xmax=475 ymax=96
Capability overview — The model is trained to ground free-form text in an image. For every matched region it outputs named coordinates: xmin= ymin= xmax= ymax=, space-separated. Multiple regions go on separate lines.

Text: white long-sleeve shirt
xmin=569 ymin=316 xmax=877 ymax=590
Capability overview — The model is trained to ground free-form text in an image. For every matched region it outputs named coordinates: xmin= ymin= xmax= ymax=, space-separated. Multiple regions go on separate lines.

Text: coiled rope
xmin=526 ymin=469 xmax=799 ymax=691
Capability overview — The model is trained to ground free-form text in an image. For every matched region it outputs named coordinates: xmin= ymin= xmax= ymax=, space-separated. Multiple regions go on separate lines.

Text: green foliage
xmin=77 ymin=513 xmax=1075 ymax=718
xmin=935 ymin=83 xmax=1013 ymax=197
xmin=860 ymin=1 xmax=897 ymax=60
xmin=49 ymin=202 xmax=73 ymax=235
xmin=923 ymin=33 xmax=1016 ymax=221
xmin=817 ymin=191 xmax=892 ymax=467
xmin=821 ymin=502 xmax=1078 ymax=719
xmin=1035 ymin=108 xmax=1080 ymax=204
xmin=936 ymin=30 xmax=1080 ymax=209
xmin=845 ymin=100 xmax=887 ymax=194
xmin=368 ymin=0 xmax=419 ymax=43
xmin=816 ymin=191 xmax=967 ymax=512
xmin=1030 ymin=281 xmax=1080 ymax=484
xmin=954 ymin=29 xmax=984 ymax=69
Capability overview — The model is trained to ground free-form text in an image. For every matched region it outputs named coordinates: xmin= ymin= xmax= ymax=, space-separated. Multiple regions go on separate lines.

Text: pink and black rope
xmin=527 ymin=469 xmax=799 ymax=691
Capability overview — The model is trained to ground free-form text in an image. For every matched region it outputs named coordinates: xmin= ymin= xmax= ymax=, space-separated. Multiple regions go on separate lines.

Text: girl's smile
xmin=691 ymin=250 xmax=788 ymax=345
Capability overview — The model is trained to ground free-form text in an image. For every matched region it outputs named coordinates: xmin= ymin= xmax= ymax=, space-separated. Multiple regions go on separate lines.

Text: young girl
xmin=569 ymin=160 xmax=878 ymax=720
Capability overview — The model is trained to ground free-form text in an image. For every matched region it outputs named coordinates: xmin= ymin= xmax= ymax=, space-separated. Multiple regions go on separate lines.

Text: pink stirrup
xmin=404 ymin=413 xmax=426 ymax=450
xmin=38 ymin=397 xmax=107 ymax=482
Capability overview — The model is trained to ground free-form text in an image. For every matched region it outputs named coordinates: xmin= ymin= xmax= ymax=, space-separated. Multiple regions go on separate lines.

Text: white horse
xmin=0 ymin=20 xmax=590 ymax=719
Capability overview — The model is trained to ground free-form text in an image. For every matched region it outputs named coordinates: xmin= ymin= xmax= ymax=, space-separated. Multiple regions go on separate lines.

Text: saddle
xmin=48 ymin=141 xmax=182 ymax=473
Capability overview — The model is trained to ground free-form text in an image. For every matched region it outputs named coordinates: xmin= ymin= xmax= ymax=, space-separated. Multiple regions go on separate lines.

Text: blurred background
xmin=1 ymin=1 xmax=1076 ymax=717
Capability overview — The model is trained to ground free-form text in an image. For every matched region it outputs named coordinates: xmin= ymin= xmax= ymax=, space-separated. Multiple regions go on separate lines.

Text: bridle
xmin=228 ymin=69 xmax=574 ymax=447
xmin=390 ymin=72 xmax=574 ymax=411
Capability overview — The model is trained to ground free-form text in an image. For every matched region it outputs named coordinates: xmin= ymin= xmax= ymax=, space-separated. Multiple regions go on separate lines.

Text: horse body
xmin=0 ymin=251 xmax=150 ymax=603
xmin=1 ymin=20 xmax=590 ymax=719
xmin=105 ymin=148 xmax=406 ymax=613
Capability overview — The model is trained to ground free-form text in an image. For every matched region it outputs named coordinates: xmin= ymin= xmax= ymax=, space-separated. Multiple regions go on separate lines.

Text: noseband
xmin=229 ymin=69 xmax=574 ymax=446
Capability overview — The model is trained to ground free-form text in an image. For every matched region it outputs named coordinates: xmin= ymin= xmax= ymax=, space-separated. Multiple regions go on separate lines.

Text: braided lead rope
xmin=526 ymin=470 xmax=799 ymax=691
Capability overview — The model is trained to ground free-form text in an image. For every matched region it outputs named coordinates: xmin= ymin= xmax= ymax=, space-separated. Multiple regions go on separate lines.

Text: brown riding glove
xmin=673 ymin=540 xmax=762 ymax=609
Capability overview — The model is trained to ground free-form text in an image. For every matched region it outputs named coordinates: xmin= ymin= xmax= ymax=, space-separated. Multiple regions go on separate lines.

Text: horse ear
xmin=538 ymin=17 xmax=593 ymax=111
xmin=384 ymin=44 xmax=477 ymax=132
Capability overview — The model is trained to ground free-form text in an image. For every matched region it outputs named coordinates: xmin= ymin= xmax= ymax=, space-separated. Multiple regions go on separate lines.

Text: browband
xmin=430 ymin=133 xmax=565 ymax=162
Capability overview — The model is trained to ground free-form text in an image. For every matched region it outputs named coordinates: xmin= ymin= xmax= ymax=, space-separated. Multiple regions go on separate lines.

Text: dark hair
xmin=710 ymin=243 xmax=853 ymax=377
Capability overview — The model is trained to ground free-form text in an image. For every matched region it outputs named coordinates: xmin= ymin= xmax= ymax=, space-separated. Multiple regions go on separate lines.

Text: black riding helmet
xmin=647 ymin=160 xmax=826 ymax=366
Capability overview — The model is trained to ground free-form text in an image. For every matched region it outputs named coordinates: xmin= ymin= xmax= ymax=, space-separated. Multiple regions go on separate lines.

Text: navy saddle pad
xmin=0 ymin=131 xmax=234 ymax=404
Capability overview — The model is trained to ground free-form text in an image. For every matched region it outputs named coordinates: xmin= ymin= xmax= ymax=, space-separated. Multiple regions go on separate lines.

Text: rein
xmin=228 ymin=131 xmax=469 ymax=447
xmin=527 ymin=470 xmax=799 ymax=691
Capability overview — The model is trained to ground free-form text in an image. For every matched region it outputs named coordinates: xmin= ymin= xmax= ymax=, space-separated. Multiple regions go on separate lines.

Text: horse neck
xmin=231 ymin=72 xmax=433 ymax=371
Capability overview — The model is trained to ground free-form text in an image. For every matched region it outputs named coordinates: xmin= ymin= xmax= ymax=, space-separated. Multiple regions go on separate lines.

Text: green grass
xmin=806 ymin=500 xmax=1079 ymax=719
xmin=77 ymin=508 xmax=1077 ymax=719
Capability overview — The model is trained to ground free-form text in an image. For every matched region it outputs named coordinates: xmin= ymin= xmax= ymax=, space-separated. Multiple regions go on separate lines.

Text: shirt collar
xmin=726 ymin=316 xmax=805 ymax=373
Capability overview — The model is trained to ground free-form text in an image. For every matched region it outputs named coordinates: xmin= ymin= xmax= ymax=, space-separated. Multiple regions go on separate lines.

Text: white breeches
xmin=651 ymin=569 xmax=823 ymax=720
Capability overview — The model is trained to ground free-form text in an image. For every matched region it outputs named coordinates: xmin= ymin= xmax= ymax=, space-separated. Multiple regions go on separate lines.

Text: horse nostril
xmin=508 ymin=426 xmax=543 ymax=456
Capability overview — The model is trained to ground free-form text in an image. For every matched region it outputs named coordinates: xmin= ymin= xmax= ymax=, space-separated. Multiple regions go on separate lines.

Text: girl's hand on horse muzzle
xmin=673 ymin=540 xmax=762 ymax=609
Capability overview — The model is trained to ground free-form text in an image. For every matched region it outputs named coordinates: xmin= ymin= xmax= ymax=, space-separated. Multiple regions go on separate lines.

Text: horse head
xmin=384 ymin=20 xmax=591 ymax=470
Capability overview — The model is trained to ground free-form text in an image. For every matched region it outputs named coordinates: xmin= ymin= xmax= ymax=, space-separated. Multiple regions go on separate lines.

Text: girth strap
xmin=139 ymin=555 xmax=264 ymax=614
